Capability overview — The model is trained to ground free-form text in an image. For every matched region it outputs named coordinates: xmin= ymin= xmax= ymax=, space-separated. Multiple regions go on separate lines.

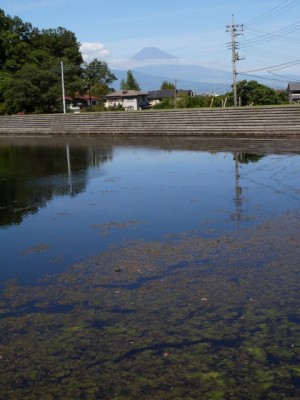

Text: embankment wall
xmin=0 ymin=106 xmax=300 ymax=137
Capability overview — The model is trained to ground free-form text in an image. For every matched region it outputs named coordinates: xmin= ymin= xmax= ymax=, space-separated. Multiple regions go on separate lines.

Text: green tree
xmin=153 ymin=97 xmax=175 ymax=109
xmin=0 ymin=71 xmax=11 ymax=114
xmin=227 ymin=80 xmax=289 ymax=106
xmin=0 ymin=9 xmax=85 ymax=114
xmin=82 ymin=59 xmax=116 ymax=101
xmin=32 ymin=27 xmax=82 ymax=65
xmin=3 ymin=64 xmax=61 ymax=113
xmin=120 ymin=70 xmax=140 ymax=90
xmin=0 ymin=13 xmax=39 ymax=72
xmin=153 ymin=93 xmax=221 ymax=110
xmin=160 ymin=80 xmax=176 ymax=89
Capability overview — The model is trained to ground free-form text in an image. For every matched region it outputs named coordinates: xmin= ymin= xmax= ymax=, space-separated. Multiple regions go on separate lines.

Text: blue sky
xmin=2 ymin=0 xmax=300 ymax=82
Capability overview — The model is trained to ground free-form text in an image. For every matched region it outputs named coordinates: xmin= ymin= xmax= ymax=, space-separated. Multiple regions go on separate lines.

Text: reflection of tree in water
xmin=235 ymin=153 xmax=264 ymax=164
xmin=0 ymin=144 xmax=113 ymax=227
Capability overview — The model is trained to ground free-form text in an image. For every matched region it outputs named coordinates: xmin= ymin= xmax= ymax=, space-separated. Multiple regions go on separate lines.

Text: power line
xmin=238 ymin=72 xmax=290 ymax=83
xmin=240 ymin=59 xmax=300 ymax=74
xmin=246 ymin=26 xmax=300 ymax=45
xmin=243 ymin=21 xmax=300 ymax=47
xmin=244 ymin=46 xmax=296 ymax=63
xmin=267 ymin=71 xmax=300 ymax=81
xmin=245 ymin=0 xmax=300 ymax=28
xmin=235 ymin=2 xmax=300 ymax=86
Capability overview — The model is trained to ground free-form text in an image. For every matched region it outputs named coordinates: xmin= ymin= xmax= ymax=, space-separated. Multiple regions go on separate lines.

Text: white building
xmin=287 ymin=83 xmax=300 ymax=103
xmin=105 ymin=90 xmax=149 ymax=110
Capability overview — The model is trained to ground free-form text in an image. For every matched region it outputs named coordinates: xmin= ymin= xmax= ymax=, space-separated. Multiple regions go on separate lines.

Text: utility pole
xmin=174 ymin=78 xmax=179 ymax=108
xmin=61 ymin=61 xmax=66 ymax=114
xmin=226 ymin=15 xmax=244 ymax=106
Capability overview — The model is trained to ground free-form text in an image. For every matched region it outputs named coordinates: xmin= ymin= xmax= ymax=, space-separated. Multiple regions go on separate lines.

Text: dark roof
xmin=65 ymin=94 xmax=99 ymax=101
xmin=287 ymin=82 xmax=300 ymax=91
xmin=105 ymin=90 xmax=148 ymax=98
xmin=147 ymin=89 xmax=176 ymax=100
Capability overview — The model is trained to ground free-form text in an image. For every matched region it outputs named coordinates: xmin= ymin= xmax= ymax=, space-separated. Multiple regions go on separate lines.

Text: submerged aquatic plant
xmin=1 ymin=211 xmax=300 ymax=399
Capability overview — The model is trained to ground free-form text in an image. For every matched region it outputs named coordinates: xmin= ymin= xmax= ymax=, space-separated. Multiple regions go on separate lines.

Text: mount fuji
xmin=111 ymin=47 xmax=285 ymax=93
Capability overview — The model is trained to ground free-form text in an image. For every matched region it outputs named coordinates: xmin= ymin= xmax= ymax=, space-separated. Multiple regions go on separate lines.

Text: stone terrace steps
xmin=1 ymin=106 xmax=300 ymax=137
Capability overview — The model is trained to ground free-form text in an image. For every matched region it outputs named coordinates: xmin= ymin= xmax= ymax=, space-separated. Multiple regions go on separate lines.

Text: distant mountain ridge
xmin=112 ymin=47 xmax=289 ymax=93
xmin=131 ymin=47 xmax=177 ymax=60
xmin=135 ymin=64 xmax=232 ymax=85
xmin=112 ymin=69 xmax=231 ymax=94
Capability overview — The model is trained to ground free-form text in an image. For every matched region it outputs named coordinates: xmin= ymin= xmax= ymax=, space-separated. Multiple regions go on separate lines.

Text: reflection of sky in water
xmin=1 ymin=145 xmax=300 ymax=284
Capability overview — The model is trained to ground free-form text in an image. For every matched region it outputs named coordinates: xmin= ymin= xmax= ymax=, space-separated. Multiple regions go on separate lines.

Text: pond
xmin=1 ymin=136 xmax=300 ymax=399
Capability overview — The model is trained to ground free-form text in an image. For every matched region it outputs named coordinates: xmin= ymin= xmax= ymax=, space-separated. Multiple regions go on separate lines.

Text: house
xmin=287 ymin=83 xmax=300 ymax=103
xmin=105 ymin=90 xmax=149 ymax=110
xmin=147 ymin=89 xmax=194 ymax=107
xmin=65 ymin=93 xmax=100 ymax=112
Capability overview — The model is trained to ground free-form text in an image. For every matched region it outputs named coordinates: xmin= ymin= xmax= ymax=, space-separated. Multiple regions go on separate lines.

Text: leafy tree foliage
xmin=0 ymin=9 xmax=85 ymax=114
xmin=120 ymin=70 xmax=141 ymax=91
xmin=160 ymin=80 xmax=176 ymax=89
xmin=3 ymin=65 xmax=60 ymax=113
xmin=226 ymin=80 xmax=289 ymax=106
xmin=0 ymin=9 xmax=115 ymax=114
xmin=82 ymin=59 xmax=116 ymax=100
xmin=153 ymin=92 xmax=222 ymax=109
xmin=154 ymin=80 xmax=289 ymax=110
xmin=153 ymin=97 xmax=175 ymax=109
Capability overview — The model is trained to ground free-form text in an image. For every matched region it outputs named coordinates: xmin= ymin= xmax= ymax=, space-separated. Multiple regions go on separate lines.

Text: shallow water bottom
xmin=1 ymin=209 xmax=300 ymax=399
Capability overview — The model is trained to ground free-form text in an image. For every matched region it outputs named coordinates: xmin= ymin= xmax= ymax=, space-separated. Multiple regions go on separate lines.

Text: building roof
xmin=287 ymin=82 xmax=300 ymax=91
xmin=65 ymin=94 xmax=99 ymax=101
xmin=147 ymin=89 xmax=176 ymax=100
xmin=106 ymin=90 xmax=148 ymax=98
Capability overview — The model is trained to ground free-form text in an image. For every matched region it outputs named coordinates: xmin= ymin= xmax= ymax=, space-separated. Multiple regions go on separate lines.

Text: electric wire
xmin=243 ymin=21 xmax=300 ymax=47
xmin=234 ymin=1 xmax=300 ymax=86
xmin=245 ymin=0 xmax=300 ymax=28
xmin=237 ymin=72 xmax=291 ymax=83
xmin=240 ymin=59 xmax=300 ymax=74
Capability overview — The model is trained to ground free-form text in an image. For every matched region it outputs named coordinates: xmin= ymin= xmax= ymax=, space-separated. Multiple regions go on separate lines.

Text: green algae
xmin=1 ymin=211 xmax=300 ymax=398
xmin=21 ymin=243 xmax=50 ymax=255
xmin=245 ymin=347 xmax=267 ymax=362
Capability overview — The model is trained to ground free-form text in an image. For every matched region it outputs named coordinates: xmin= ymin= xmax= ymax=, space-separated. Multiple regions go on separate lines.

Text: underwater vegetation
xmin=1 ymin=210 xmax=300 ymax=399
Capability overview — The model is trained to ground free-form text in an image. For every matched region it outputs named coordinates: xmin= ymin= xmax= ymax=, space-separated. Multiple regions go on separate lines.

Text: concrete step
xmin=1 ymin=106 xmax=300 ymax=137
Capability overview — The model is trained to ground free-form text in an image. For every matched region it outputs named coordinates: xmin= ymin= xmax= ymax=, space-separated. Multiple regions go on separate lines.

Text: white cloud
xmin=80 ymin=42 xmax=110 ymax=62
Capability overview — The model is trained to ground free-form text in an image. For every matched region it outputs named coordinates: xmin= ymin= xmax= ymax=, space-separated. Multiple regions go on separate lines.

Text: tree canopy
xmin=0 ymin=9 xmax=116 ymax=114
xmin=120 ymin=70 xmax=141 ymax=91
xmin=160 ymin=80 xmax=176 ymax=89
xmin=154 ymin=80 xmax=289 ymax=109
xmin=82 ymin=59 xmax=116 ymax=100
xmin=227 ymin=80 xmax=288 ymax=106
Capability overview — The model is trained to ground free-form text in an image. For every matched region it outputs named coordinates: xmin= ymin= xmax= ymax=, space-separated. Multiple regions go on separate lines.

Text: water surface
xmin=1 ymin=136 xmax=300 ymax=399
xmin=1 ymin=136 xmax=299 ymax=284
